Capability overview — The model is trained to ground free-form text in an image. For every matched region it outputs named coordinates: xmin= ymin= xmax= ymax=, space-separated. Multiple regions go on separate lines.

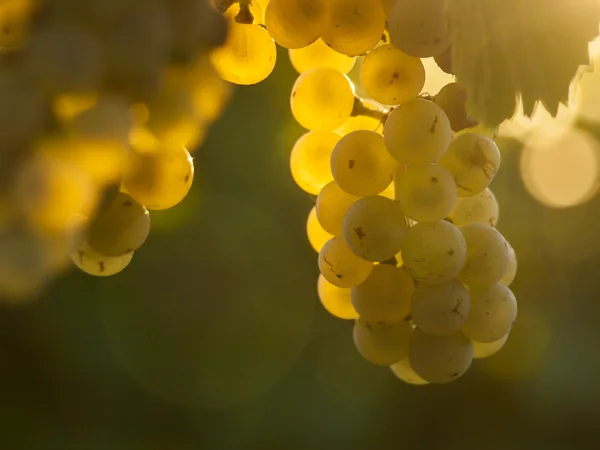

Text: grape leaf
xmin=447 ymin=0 xmax=600 ymax=126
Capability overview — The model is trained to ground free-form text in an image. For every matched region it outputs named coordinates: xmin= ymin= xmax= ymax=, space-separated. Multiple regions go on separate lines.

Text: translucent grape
xmin=317 ymin=274 xmax=358 ymax=320
xmin=383 ymin=99 xmax=452 ymax=165
xmin=316 ymin=181 xmax=359 ymax=236
xmin=71 ymin=242 xmax=133 ymax=277
xmin=390 ymin=357 xmax=429 ymax=385
xmin=458 ymin=224 xmax=509 ymax=288
xmin=439 ymin=133 xmax=501 ymax=197
xmin=306 ymin=207 xmax=333 ymax=253
xmin=360 ymin=44 xmax=425 ymax=105
xmin=394 ymin=164 xmax=457 ymax=222
xmin=433 ymin=82 xmax=478 ymax=132
xmin=210 ymin=23 xmax=276 ymax=85
xmin=388 ymin=0 xmax=451 ymax=58
xmin=88 ymin=193 xmax=151 ymax=257
xmin=331 ymin=130 xmax=397 ymax=196
xmin=122 ymin=145 xmax=194 ymax=211
xmin=446 ymin=188 xmax=499 ymax=228
xmin=336 ymin=100 xmax=385 ymax=136
xmin=501 ymin=241 xmax=518 ymax=287
xmin=289 ymin=38 xmax=356 ymax=74
xmin=290 ymin=67 xmax=355 ymax=131
xmin=351 ymin=264 xmax=414 ymax=323
xmin=353 ymin=318 xmax=412 ymax=366
xmin=342 ymin=196 xmax=409 ymax=262
xmin=410 ymin=280 xmax=470 ymax=336
xmin=401 ymin=221 xmax=467 ymax=284
xmin=290 ymin=131 xmax=340 ymax=195
xmin=461 ymin=284 xmax=518 ymax=343
xmin=321 ymin=0 xmax=386 ymax=56
xmin=318 ymin=237 xmax=373 ymax=288
xmin=472 ymin=333 xmax=510 ymax=359
xmin=409 ymin=328 xmax=473 ymax=383
xmin=265 ymin=0 xmax=324 ymax=49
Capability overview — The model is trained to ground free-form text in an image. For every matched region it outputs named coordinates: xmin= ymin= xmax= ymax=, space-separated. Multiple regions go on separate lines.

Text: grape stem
xmin=351 ymin=97 xmax=391 ymax=125
xmin=235 ymin=0 xmax=255 ymax=24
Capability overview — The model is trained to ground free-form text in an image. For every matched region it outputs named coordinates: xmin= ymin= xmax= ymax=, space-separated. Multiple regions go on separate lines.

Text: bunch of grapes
xmin=0 ymin=0 xmax=232 ymax=297
xmin=211 ymin=0 xmax=519 ymax=385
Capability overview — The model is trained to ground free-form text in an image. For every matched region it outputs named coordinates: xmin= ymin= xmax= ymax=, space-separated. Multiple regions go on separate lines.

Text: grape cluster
xmin=0 ymin=0 xmax=232 ymax=297
xmin=230 ymin=0 xmax=519 ymax=384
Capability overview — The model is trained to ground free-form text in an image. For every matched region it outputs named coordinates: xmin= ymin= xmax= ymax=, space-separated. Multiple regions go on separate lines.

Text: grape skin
xmin=290 ymin=131 xmax=340 ymax=195
xmin=472 ymin=333 xmax=510 ymax=359
xmin=501 ymin=241 xmax=518 ymax=286
xmin=265 ymin=0 xmax=324 ymax=49
xmin=446 ymin=188 xmax=500 ymax=228
xmin=306 ymin=207 xmax=333 ymax=253
xmin=390 ymin=357 xmax=429 ymax=385
xmin=318 ymin=237 xmax=373 ymax=288
xmin=317 ymin=274 xmax=358 ymax=320
xmin=433 ymin=82 xmax=478 ymax=132
xmin=71 ymin=242 xmax=133 ymax=277
xmin=401 ymin=221 xmax=467 ymax=285
xmin=316 ymin=181 xmax=359 ymax=236
xmin=353 ymin=318 xmax=412 ymax=366
xmin=458 ymin=224 xmax=509 ymax=288
xmin=289 ymin=38 xmax=356 ymax=74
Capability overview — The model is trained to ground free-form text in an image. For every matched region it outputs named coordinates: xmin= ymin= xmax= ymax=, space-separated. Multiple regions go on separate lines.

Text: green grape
xmin=88 ymin=192 xmax=151 ymax=257
xmin=390 ymin=357 xmax=429 ymax=385
xmin=290 ymin=67 xmax=355 ymax=131
xmin=439 ymin=133 xmax=501 ymax=197
xmin=330 ymin=130 xmax=397 ymax=196
xmin=409 ymin=328 xmax=473 ymax=383
xmin=388 ymin=0 xmax=451 ymax=58
xmin=446 ymin=188 xmax=499 ymax=228
xmin=458 ymin=224 xmax=509 ymax=288
xmin=501 ymin=241 xmax=517 ymax=286
xmin=351 ymin=264 xmax=414 ymax=323
xmin=401 ymin=221 xmax=467 ymax=284
xmin=433 ymin=83 xmax=478 ymax=132
xmin=383 ymin=98 xmax=452 ymax=166
xmin=290 ymin=131 xmax=340 ymax=195
xmin=321 ymin=0 xmax=386 ymax=56
xmin=461 ymin=283 xmax=517 ymax=343
xmin=71 ymin=242 xmax=133 ymax=277
xmin=353 ymin=318 xmax=412 ymax=366
xmin=289 ymin=38 xmax=356 ymax=74
xmin=306 ymin=207 xmax=333 ymax=253
xmin=265 ymin=0 xmax=324 ymax=49
xmin=472 ymin=333 xmax=510 ymax=359
xmin=360 ymin=44 xmax=425 ymax=106
xmin=317 ymin=274 xmax=358 ymax=320
xmin=342 ymin=196 xmax=409 ymax=262
xmin=210 ymin=23 xmax=277 ymax=85
xmin=69 ymin=95 xmax=133 ymax=145
xmin=410 ymin=280 xmax=470 ymax=336
xmin=122 ymin=145 xmax=194 ymax=211
xmin=318 ymin=236 xmax=373 ymax=288
xmin=316 ymin=181 xmax=359 ymax=236
xmin=394 ymin=164 xmax=457 ymax=223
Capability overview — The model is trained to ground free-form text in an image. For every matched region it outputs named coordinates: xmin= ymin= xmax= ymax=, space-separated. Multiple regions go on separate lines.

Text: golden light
xmin=499 ymin=99 xmax=574 ymax=139
xmin=420 ymin=57 xmax=455 ymax=96
xmin=572 ymin=39 xmax=600 ymax=123
xmin=519 ymin=125 xmax=600 ymax=208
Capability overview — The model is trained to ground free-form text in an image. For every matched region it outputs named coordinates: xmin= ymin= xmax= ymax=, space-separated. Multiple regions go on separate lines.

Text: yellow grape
xmin=439 ymin=133 xmax=501 ymax=197
xmin=458 ymin=224 xmax=509 ymax=288
xmin=342 ymin=196 xmax=409 ymax=262
xmin=210 ymin=23 xmax=276 ymax=85
xmin=394 ymin=164 xmax=457 ymax=223
xmin=409 ymin=328 xmax=473 ymax=383
xmin=315 ymin=181 xmax=359 ymax=236
xmin=318 ymin=237 xmax=373 ymax=288
xmin=71 ymin=242 xmax=133 ymax=277
xmin=88 ymin=192 xmax=151 ymax=257
xmin=360 ymin=44 xmax=425 ymax=105
xmin=501 ymin=241 xmax=517 ymax=287
xmin=290 ymin=131 xmax=340 ymax=195
xmin=351 ymin=264 xmax=414 ymax=323
xmin=336 ymin=99 xmax=385 ymax=136
xmin=122 ymin=145 xmax=194 ymax=211
xmin=289 ymin=38 xmax=356 ymax=74
xmin=265 ymin=0 xmax=324 ymax=49
xmin=461 ymin=283 xmax=518 ymax=343
xmin=410 ymin=280 xmax=470 ymax=336
xmin=383 ymin=98 xmax=452 ymax=165
xmin=472 ymin=333 xmax=510 ymax=359
xmin=446 ymin=188 xmax=499 ymax=228
xmin=401 ymin=221 xmax=467 ymax=284
xmin=331 ymin=130 xmax=397 ymax=196
xmin=388 ymin=0 xmax=450 ymax=58
xmin=317 ymin=274 xmax=358 ymax=320
xmin=290 ymin=67 xmax=355 ymax=131
xmin=433 ymin=82 xmax=478 ymax=132
xmin=353 ymin=318 xmax=412 ymax=366
xmin=306 ymin=207 xmax=333 ymax=253
xmin=390 ymin=357 xmax=429 ymax=385
xmin=322 ymin=0 xmax=386 ymax=56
